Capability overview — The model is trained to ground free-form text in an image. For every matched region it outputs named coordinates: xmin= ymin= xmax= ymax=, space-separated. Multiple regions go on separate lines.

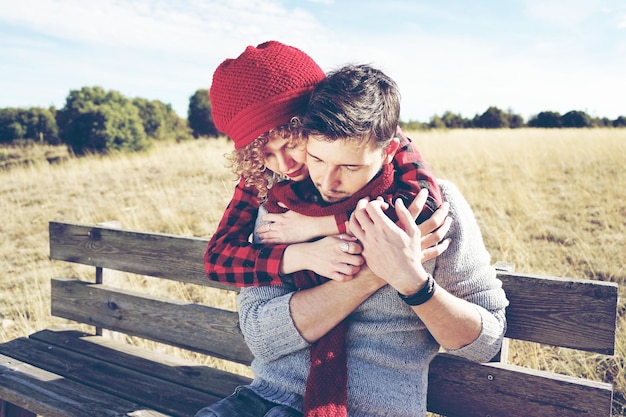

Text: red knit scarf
xmin=265 ymin=164 xmax=400 ymax=416
xmin=265 ymin=162 xmax=399 ymax=234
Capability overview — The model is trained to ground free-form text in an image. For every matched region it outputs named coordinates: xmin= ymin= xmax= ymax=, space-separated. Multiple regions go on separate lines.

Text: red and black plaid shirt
xmin=204 ymin=129 xmax=443 ymax=288
xmin=204 ymin=178 xmax=288 ymax=287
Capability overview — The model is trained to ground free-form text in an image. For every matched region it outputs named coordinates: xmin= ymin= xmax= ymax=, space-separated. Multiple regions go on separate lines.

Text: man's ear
xmin=383 ymin=137 xmax=400 ymax=164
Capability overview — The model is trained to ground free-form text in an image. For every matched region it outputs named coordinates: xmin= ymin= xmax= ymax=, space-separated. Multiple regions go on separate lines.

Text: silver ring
xmin=340 ymin=242 xmax=350 ymax=252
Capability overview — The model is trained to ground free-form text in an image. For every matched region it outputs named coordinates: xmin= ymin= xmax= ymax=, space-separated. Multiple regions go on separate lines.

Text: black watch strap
xmin=398 ymin=274 xmax=436 ymax=306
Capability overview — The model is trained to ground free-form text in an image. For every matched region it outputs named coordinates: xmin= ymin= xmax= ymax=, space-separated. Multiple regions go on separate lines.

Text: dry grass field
xmin=1 ymin=128 xmax=624 ymax=415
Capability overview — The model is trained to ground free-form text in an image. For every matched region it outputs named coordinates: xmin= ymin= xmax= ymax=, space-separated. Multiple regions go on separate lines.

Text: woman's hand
xmin=257 ymin=208 xmax=338 ymax=244
xmin=280 ymin=235 xmax=365 ymax=281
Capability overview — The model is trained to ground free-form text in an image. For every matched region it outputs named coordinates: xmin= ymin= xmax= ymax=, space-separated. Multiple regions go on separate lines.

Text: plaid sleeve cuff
xmin=256 ymin=244 xmax=289 ymax=283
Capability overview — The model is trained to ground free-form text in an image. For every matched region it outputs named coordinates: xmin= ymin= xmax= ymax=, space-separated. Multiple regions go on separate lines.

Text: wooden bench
xmin=0 ymin=221 xmax=619 ymax=417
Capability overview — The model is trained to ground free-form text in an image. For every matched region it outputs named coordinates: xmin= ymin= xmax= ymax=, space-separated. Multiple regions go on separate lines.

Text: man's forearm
xmin=410 ymin=285 xmax=483 ymax=350
xmin=290 ymin=271 xmax=385 ymax=343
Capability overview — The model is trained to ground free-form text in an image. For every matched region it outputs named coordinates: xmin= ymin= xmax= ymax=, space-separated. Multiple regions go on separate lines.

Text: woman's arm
xmin=257 ymin=209 xmax=339 ymax=244
xmin=205 ymin=178 xmax=365 ymax=286
xmin=204 ymin=178 xmax=290 ymax=287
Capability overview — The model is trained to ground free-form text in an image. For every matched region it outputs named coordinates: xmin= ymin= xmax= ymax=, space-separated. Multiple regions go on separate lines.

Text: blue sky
xmin=1 ymin=0 xmax=624 ymax=122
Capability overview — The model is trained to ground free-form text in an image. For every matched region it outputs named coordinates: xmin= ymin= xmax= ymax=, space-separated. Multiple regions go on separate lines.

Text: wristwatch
xmin=397 ymin=273 xmax=436 ymax=306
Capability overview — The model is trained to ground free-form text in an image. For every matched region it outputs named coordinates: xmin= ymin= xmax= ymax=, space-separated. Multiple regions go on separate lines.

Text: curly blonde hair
xmin=226 ymin=117 xmax=305 ymax=199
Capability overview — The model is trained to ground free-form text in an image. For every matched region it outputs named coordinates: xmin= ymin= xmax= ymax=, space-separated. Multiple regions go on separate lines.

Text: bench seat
xmin=0 ymin=329 xmax=250 ymax=417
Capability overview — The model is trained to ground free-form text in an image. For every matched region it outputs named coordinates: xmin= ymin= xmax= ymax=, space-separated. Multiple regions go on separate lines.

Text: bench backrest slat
xmin=498 ymin=272 xmax=618 ymax=354
xmin=49 ymin=221 xmax=618 ymax=355
xmin=51 ymin=277 xmax=253 ymax=365
xmin=49 ymin=222 xmax=233 ymax=291
xmin=428 ymin=353 xmax=613 ymax=417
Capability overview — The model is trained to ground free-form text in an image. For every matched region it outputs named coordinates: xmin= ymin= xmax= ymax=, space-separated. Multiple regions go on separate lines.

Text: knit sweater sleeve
xmin=433 ymin=180 xmax=509 ymax=362
xmin=237 ymin=285 xmax=310 ymax=361
xmin=204 ymin=178 xmax=289 ymax=287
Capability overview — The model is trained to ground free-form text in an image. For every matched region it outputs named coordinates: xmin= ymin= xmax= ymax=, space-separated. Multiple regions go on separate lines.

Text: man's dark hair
xmin=302 ymin=64 xmax=400 ymax=148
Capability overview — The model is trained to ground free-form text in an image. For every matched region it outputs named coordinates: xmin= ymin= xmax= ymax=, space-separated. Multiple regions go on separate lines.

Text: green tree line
xmin=401 ymin=106 xmax=626 ymax=130
xmin=1 ymin=86 xmax=624 ymax=156
xmin=0 ymin=86 xmax=219 ymax=155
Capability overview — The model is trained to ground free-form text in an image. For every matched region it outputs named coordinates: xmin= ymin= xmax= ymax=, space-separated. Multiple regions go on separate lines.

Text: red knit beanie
xmin=210 ymin=41 xmax=326 ymax=149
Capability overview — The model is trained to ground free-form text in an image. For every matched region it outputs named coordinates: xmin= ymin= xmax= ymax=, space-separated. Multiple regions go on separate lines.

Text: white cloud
xmin=0 ymin=0 xmax=332 ymax=114
xmin=0 ymin=0 xmax=325 ymax=55
xmin=306 ymin=0 xmax=335 ymax=4
xmin=0 ymin=0 xmax=624 ymax=120
xmin=523 ymin=0 xmax=588 ymax=25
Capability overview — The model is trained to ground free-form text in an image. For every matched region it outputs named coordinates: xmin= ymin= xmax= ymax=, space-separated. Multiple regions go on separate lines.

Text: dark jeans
xmin=194 ymin=386 xmax=302 ymax=417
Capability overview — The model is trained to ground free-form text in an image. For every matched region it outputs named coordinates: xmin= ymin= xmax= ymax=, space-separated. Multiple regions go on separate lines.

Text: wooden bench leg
xmin=0 ymin=401 xmax=36 ymax=417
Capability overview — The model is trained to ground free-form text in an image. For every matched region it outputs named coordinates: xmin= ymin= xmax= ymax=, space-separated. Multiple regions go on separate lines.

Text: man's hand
xmin=346 ymin=189 xmax=450 ymax=263
xmin=409 ymin=189 xmax=451 ymax=262
xmin=348 ymin=196 xmax=436 ymax=295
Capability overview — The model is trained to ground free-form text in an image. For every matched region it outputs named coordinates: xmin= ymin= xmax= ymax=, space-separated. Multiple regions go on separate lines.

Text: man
xmin=199 ymin=64 xmax=508 ymax=417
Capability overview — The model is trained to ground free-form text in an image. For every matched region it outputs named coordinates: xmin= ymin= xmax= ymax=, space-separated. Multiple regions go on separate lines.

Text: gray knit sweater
xmin=238 ymin=180 xmax=509 ymax=416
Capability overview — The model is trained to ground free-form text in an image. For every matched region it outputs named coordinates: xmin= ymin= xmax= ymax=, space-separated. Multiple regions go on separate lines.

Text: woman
xmin=204 ymin=41 xmax=449 ymax=288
